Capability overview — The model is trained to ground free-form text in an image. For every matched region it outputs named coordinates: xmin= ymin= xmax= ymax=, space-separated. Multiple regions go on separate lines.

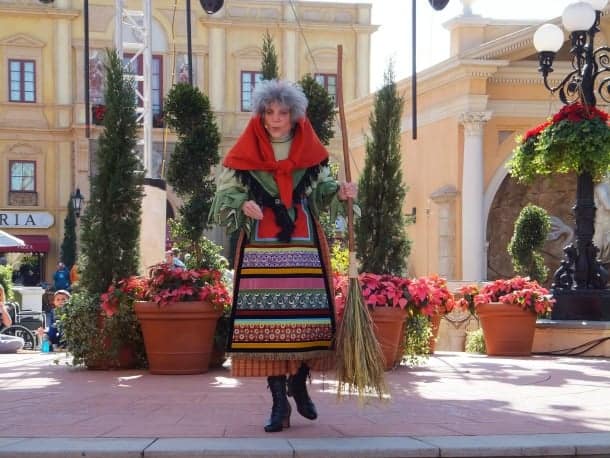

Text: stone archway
xmin=486 ymin=173 xmax=577 ymax=287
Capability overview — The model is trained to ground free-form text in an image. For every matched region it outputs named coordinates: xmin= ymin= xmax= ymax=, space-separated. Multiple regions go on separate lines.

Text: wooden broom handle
xmin=336 ymin=45 xmax=356 ymax=252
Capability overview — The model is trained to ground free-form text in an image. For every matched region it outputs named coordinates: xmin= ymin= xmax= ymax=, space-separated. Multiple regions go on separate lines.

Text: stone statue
xmin=89 ymin=52 xmax=105 ymax=104
xmin=594 ymin=176 xmax=610 ymax=266
xmin=177 ymin=54 xmax=190 ymax=84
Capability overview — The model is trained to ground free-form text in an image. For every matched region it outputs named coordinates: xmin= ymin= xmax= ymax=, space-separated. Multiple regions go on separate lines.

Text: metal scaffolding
xmin=114 ymin=0 xmax=153 ymax=178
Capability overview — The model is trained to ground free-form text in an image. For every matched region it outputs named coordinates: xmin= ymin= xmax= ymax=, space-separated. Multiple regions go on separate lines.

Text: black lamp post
xmin=533 ymin=0 xmax=610 ymax=320
xmin=185 ymin=0 xmax=224 ymax=86
xmin=71 ymin=188 xmax=85 ymax=218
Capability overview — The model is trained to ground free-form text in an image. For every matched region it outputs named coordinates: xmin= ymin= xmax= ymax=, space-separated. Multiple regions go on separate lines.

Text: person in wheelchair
xmin=0 ymin=284 xmax=25 ymax=353
xmin=37 ymin=289 xmax=70 ymax=350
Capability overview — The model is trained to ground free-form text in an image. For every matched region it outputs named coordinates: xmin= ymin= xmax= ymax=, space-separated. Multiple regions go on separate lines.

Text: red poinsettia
xmin=551 ymin=103 xmax=609 ymax=124
xmin=458 ymin=276 xmax=554 ymax=315
xmin=522 ymin=120 xmax=551 ymax=142
xmin=101 ymin=262 xmax=231 ymax=314
xmin=100 ymin=276 xmax=148 ymax=317
xmin=333 ymin=273 xmax=454 ymax=319
xmin=145 ymin=262 xmax=231 ymax=307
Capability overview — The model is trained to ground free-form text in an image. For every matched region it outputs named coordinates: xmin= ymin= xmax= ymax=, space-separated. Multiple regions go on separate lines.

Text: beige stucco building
xmin=0 ymin=0 xmax=374 ymax=283
xmin=345 ymin=6 xmax=610 ymax=283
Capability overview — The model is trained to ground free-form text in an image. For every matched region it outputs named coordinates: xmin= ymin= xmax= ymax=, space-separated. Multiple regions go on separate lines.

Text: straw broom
xmin=334 ymin=45 xmax=388 ymax=400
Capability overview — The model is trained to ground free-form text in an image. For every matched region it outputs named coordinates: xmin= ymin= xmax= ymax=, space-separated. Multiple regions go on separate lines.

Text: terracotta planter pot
xmin=86 ymin=314 xmax=136 ymax=370
xmin=370 ymin=307 xmax=408 ymax=370
xmin=134 ymin=301 xmax=222 ymax=374
xmin=86 ymin=346 xmax=136 ymax=370
xmin=394 ymin=320 xmax=407 ymax=366
xmin=428 ymin=305 xmax=447 ymax=353
xmin=477 ymin=301 xmax=537 ymax=356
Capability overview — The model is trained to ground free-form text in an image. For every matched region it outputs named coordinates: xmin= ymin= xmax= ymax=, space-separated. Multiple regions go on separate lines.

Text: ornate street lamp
xmin=533 ymin=0 xmax=610 ymax=320
xmin=71 ymin=188 xmax=85 ymax=218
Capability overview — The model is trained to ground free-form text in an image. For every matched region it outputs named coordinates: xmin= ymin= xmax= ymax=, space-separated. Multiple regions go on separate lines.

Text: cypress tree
xmin=261 ymin=30 xmax=279 ymax=80
xmin=79 ymin=49 xmax=144 ymax=295
xmin=298 ymin=74 xmax=336 ymax=146
xmin=355 ymin=65 xmax=411 ymax=275
xmin=164 ymin=83 xmax=221 ymax=260
xmin=60 ymin=198 xmax=77 ymax=269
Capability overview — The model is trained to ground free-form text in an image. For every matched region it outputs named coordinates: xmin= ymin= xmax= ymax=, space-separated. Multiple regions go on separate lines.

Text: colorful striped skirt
xmin=228 ymin=201 xmax=336 ymax=377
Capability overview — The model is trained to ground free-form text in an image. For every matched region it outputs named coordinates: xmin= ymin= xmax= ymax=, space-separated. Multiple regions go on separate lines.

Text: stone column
xmin=55 ymin=0 xmax=72 ymax=128
xmin=283 ymin=6 xmax=297 ymax=82
xmin=208 ymin=26 xmax=226 ymax=112
xmin=459 ymin=111 xmax=491 ymax=281
xmin=356 ymin=5 xmax=371 ymax=97
xmin=356 ymin=32 xmax=370 ymax=98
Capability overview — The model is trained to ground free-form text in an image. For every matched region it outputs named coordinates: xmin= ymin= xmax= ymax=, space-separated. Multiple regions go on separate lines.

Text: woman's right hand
xmin=242 ymin=200 xmax=263 ymax=220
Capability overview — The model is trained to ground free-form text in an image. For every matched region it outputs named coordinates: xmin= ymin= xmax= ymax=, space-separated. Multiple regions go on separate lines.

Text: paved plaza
xmin=0 ymin=351 xmax=609 ymax=456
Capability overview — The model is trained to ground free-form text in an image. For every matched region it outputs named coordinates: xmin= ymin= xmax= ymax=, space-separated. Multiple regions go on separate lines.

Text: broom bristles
xmin=336 ymin=277 xmax=388 ymax=401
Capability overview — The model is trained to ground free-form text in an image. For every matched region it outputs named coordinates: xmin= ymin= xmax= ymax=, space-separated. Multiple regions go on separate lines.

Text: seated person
xmin=165 ymin=249 xmax=186 ymax=269
xmin=37 ymin=289 xmax=71 ymax=350
xmin=0 ymin=284 xmax=25 ymax=353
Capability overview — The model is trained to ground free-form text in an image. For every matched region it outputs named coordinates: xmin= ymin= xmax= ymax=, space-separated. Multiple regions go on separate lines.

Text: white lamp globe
xmin=582 ymin=0 xmax=608 ymax=11
xmin=533 ymin=23 xmax=565 ymax=52
xmin=562 ymin=2 xmax=596 ymax=32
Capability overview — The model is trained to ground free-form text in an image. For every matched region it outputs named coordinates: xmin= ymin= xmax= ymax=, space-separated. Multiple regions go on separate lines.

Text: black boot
xmin=287 ymin=364 xmax=318 ymax=420
xmin=264 ymin=375 xmax=291 ymax=433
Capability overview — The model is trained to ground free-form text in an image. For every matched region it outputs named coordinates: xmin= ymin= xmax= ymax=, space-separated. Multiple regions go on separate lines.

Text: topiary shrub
xmin=507 ymin=204 xmax=551 ymax=283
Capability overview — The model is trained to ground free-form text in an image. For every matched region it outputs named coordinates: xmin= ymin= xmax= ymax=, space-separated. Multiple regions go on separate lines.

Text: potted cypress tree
xmin=130 ymin=81 xmax=227 ymax=375
xmin=59 ymin=49 xmax=146 ymax=369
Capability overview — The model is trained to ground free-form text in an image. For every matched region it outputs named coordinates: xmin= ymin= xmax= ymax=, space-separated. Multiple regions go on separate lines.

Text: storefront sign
xmin=0 ymin=211 xmax=54 ymax=228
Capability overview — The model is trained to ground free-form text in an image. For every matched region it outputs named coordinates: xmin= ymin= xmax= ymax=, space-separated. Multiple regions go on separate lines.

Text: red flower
xmin=100 ymin=263 xmax=231 ymax=313
xmin=459 ymin=276 xmax=554 ymax=315
xmin=333 ymin=273 xmax=454 ymax=319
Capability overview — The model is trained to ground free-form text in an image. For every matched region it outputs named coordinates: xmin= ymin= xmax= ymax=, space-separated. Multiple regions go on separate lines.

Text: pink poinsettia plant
xmin=101 ymin=262 xmax=231 ymax=315
xmin=333 ymin=273 xmax=455 ymax=319
xmin=458 ymin=276 xmax=554 ymax=315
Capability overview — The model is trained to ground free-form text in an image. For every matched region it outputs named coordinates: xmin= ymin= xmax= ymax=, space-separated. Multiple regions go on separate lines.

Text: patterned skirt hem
xmin=226 ymin=349 xmax=333 ymax=360
xmin=230 ymin=352 xmax=336 ymax=377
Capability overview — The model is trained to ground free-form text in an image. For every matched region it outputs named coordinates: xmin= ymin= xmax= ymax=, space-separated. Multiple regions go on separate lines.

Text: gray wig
xmin=251 ymin=79 xmax=308 ymax=121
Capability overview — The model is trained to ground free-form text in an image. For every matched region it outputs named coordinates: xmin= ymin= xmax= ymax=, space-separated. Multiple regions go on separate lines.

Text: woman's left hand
xmin=338 ymin=181 xmax=357 ymax=201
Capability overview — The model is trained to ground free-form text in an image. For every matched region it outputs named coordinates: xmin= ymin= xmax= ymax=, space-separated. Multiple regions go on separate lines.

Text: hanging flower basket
xmin=508 ymin=102 xmax=610 ymax=183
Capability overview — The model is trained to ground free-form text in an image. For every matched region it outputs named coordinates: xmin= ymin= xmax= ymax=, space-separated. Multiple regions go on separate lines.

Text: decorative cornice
xmin=0 ymin=33 xmax=46 ymax=48
xmin=0 ymin=5 xmax=79 ymax=20
xmin=430 ymin=185 xmax=459 ymax=203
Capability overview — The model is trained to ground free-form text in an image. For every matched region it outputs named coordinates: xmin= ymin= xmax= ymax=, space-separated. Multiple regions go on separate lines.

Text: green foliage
xmin=298 ymin=74 xmax=336 ymax=146
xmin=79 ymin=49 xmax=144 ymax=295
xmin=509 ymin=105 xmax=610 ymax=183
xmin=507 ymin=204 xmax=551 ymax=283
xmin=465 ymin=328 xmax=486 ymax=354
xmin=58 ymin=291 xmax=146 ymax=368
xmin=261 ymin=30 xmax=279 ymax=80
xmin=330 ymin=243 xmax=349 ymax=275
xmin=168 ymin=219 xmax=228 ymax=271
xmin=402 ymin=313 xmax=432 ymax=366
xmin=164 ymin=83 xmax=221 ymax=243
xmin=60 ymin=197 xmax=77 ymax=269
xmin=355 ymin=64 xmax=411 ymax=275
xmin=0 ymin=265 xmax=13 ymax=301
xmin=318 ymin=162 xmax=340 ymax=241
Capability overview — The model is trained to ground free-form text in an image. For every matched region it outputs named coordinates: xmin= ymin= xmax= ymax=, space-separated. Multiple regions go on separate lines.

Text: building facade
xmin=0 ymin=0 xmax=375 ymax=283
xmin=345 ymin=6 xmax=610 ymax=283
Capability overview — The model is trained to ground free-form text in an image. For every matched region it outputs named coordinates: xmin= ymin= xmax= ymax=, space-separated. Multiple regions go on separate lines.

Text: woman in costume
xmin=210 ymin=79 xmax=355 ymax=432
